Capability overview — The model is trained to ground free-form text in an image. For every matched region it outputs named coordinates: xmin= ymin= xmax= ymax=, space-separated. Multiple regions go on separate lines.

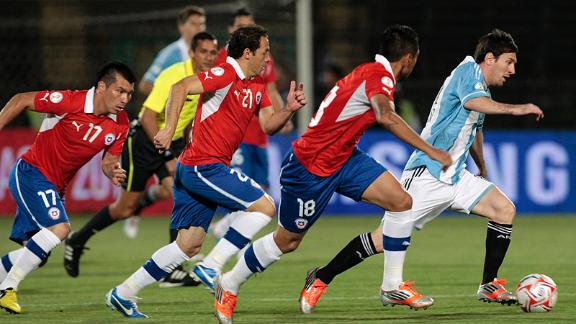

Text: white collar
xmin=84 ymin=87 xmax=95 ymax=113
xmin=375 ymin=54 xmax=396 ymax=85
xmin=84 ymin=87 xmax=118 ymax=121
xmin=226 ymin=56 xmax=246 ymax=80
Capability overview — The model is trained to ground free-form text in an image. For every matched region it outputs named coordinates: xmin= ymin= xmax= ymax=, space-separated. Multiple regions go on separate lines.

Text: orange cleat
xmin=214 ymin=275 xmax=237 ymax=324
xmin=477 ymin=278 xmax=518 ymax=305
xmin=299 ymin=268 xmax=328 ymax=314
xmin=380 ymin=281 xmax=434 ymax=310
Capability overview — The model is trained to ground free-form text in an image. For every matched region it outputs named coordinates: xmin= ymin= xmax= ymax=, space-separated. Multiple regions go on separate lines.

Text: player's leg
xmin=1 ymin=160 xmax=69 ymax=314
xmin=451 ymin=173 xmax=517 ymax=304
xmin=107 ymin=163 xmax=217 ymax=318
xmin=216 ymin=151 xmax=335 ymax=322
xmin=63 ymin=189 xmax=142 ymax=277
xmin=194 ymin=145 xmax=272 ymax=288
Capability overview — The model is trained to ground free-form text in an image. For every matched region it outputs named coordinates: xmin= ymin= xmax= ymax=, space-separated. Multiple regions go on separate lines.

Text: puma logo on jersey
xmin=203 ymin=72 xmax=213 ymax=80
xmin=39 ymin=92 xmax=50 ymax=102
xmin=72 ymin=121 xmax=83 ymax=131
xmin=234 ymin=90 xmax=240 ymax=98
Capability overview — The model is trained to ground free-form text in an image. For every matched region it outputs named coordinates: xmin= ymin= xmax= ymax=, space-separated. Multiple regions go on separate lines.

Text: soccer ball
xmin=515 ymin=274 xmax=558 ymax=312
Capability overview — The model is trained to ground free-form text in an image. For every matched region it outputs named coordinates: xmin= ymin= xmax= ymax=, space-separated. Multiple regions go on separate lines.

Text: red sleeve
xmin=215 ymin=48 xmax=228 ymax=66
xmin=34 ymin=90 xmax=78 ymax=114
xmin=262 ymin=56 xmax=277 ymax=84
xmin=198 ymin=64 xmax=236 ymax=93
xmin=365 ymin=68 xmax=395 ymax=101
xmin=106 ymin=111 xmax=129 ymax=156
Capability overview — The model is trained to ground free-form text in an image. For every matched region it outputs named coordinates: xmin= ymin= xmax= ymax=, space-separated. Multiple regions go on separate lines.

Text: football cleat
xmin=299 ymin=268 xmax=328 ymax=314
xmin=214 ymin=275 xmax=237 ymax=324
xmin=193 ymin=263 xmax=219 ymax=293
xmin=0 ymin=288 xmax=21 ymax=314
xmin=122 ymin=216 xmax=140 ymax=239
xmin=159 ymin=264 xmax=201 ymax=288
xmin=105 ymin=288 xmax=149 ymax=318
xmin=380 ymin=281 xmax=434 ymax=310
xmin=477 ymin=278 xmax=518 ymax=305
xmin=63 ymin=234 xmax=89 ymax=278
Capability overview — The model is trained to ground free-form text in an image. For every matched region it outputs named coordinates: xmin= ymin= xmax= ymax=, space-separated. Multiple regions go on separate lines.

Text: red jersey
xmin=293 ymin=55 xmax=397 ymax=176
xmin=21 ymin=88 xmax=129 ymax=194
xmin=179 ymin=57 xmax=272 ymax=166
xmin=216 ymin=47 xmax=277 ymax=147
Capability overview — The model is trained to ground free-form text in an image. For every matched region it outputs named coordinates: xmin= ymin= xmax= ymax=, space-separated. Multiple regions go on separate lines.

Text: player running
xmin=0 ymin=62 xmax=135 ymax=314
xmin=105 ymin=25 xmax=306 ymax=319
xmin=299 ymin=29 xmax=544 ymax=313
xmin=212 ymin=25 xmax=452 ymax=324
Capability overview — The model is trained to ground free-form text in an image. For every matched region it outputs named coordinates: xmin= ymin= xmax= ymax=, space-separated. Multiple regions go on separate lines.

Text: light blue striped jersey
xmin=405 ymin=56 xmax=490 ymax=184
xmin=142 ymin=37 xmax=188 ymax=83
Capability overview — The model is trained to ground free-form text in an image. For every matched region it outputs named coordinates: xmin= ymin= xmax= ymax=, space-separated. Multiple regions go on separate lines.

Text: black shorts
xmin=121 ymin=124 xmax=186 ymax=192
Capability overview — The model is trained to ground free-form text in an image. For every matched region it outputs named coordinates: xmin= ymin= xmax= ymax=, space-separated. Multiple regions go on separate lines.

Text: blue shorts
xmin=231 ymin=143 xmax=269 ymax=187
xmin=8 ymin=159 xmax=69 ymax=244
xmin=279 ymin=148 xmax=386 ymax=233
xmin=171 ymin=162 xmax=266 ymax=232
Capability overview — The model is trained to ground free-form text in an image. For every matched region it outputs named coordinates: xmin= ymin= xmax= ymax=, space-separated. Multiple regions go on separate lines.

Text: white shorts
xmin=400 ymin=167 xmax=494 ymax=230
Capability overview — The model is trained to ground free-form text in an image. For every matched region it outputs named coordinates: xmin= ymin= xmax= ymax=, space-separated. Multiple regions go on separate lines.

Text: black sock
xmin=482 ymin=221 xmax=513 ymax=284
xmin=169 ymin=228 xmax=179 ymax=243
xmin=132 ymin=189 xmax=156 ymax=216
xmin=69 ymin=206 xmax=116 ymax=246
xmin=316 ymin=232 xmax=377 ymax=285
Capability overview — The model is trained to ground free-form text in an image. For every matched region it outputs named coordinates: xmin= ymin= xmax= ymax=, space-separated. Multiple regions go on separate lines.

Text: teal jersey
xmin=405 ymin=56 xmax=490 ymax=184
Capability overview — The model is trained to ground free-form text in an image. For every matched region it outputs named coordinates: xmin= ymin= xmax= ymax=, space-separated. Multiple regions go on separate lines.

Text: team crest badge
xmin=211 ymin=67 xmax=225 ymax=76
xmin=381 ymin=76 xmax=394 ymax=88
xmin=295 ymin=218 xmax=308 ymax=230
xmin=474 ymin=82 xmax=486 ymax=91
xmin=49 ymin=92 xmax=63 ymax=103
xmin=104 ymin=133 xmax=116 ymax=145
xmin=48 ymin=207 xmax=61 ymax=220
xmin=255 ymin=91 xmax=262 ymax=105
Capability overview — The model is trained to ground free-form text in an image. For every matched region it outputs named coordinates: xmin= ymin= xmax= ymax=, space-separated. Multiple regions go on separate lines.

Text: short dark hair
xmin=378 ymin=25 xmax=419 ymax=62
xmin=95 ymin=61 xmax=136 ymax=87
xmin=230 ymin=7 xmax=253 ymax=26
xmin=177 ymin=5 xmax=205 ymax=25
xmin=191 ymin=32 xmax=217 ymax=51
xmin=474 ymin=29 xmax=518 ymax=63
xmin=228 ymin=25 xmax=268 ymax=59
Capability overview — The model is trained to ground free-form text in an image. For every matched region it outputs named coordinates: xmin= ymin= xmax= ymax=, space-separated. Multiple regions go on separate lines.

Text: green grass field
xmin=0 ymin=214 xmax=575 ymax=323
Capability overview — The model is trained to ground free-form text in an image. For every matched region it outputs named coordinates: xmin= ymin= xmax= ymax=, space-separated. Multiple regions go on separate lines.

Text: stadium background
xmin=1 ymin=0 xmax=575 ymax=215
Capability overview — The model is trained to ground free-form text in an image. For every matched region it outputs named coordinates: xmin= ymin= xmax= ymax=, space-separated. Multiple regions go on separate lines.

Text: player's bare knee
xmin=389 ymin=192 xmax=412 ymax=212
xmin=279 ymin=238 xmax=301 ymax=253
xmin=495 ymin=201 xmax=516 ymax=224
xmin=250 ymin=196 xmax=276 ymax=218
xmin=51 ymin=222 xmax=71 ymax=241
xmin=110 ymin=202 xmax=139 ymax=220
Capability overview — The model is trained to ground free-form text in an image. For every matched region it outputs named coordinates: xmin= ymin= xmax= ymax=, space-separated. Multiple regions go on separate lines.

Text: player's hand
xmin=286 ymin=81 xmax=307 ymax=112
xmin=477 ymin=168 xmax=488 ymax=179
xmin=110 ymin=162 xmax=126 ymax=186
xmin=521 ymin=103 xmax=544 ymax=121
xmin=429 ymin=148 xmax=452 ymax=171
xmin=154 ymin=128 xmax=173 ymax=153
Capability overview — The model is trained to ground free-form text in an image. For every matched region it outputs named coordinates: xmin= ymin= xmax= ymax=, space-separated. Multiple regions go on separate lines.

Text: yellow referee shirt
xmin=140 ymin=59 xmax=198 ymax=141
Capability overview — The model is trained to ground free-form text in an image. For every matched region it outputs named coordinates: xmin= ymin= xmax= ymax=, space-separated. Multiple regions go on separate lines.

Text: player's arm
xmin=140 ymin=108 xmax=160 ymax=142
xmin=371 ymin=94 xmax=452 ymax=170
xmin=259 ymin=81 xmax=306 ymax=134
xmin=101 ymin=152 xmax=126 ymax=186
xmin=153 ymin=75 xmax=204 ymax=151
xmin=0 ymin=92 xmax=37 ymax=130
xmin=266 ymin=82 xmax=293 ymax=134
xmin=469 ymin=128 xmax=488 ymax=178
xmin=464 ymin=97 xmax=543 ymax=120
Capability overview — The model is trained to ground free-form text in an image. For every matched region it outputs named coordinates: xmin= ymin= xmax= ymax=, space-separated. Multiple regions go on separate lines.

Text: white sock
xmin=117 ymin=242 xmax=189 ymax=298
xmin=0 ymin=248 xmax=25 ymax=282
xmin=0 ymin=228 xmax=61 ymax=290
xmin=382 ymin=210 xmax=414 ymax=291
xmin=203 ymin=211 xmax=271 ymax=272
xmin=211 ymin=211 xmax=241 ymax=239
xmin=221 ymin=232 xmax=282 ymax=294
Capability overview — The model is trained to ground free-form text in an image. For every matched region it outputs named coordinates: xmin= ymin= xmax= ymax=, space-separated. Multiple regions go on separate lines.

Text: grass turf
xmin=0 ymin=214 xmax=575 ymax=323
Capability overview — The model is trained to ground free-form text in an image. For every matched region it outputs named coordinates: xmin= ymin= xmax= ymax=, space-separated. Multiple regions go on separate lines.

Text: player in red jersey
xmin=105 ymin=25 xmax=306 ymax=319
xmin=193 ymin=7 xmax=293 ymax=292
xmin=213 ymin=25 xmax=452 ymax=323
xmin=0 ymin=62 xmax=136 ymax=314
